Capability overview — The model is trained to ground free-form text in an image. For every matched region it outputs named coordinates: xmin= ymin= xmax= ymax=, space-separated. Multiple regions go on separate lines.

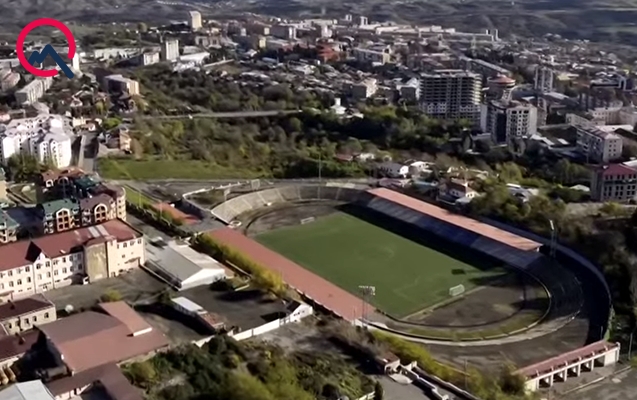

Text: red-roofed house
xmin=590 ymin=163 xmax=637 ymax=202
xmin=37 ymin=302 xmax=168 ymax=375
xmin=0 ymin=220 xmax=144 ymax=302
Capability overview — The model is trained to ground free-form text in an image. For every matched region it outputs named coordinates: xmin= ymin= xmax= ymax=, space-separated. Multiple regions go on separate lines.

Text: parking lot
xmin=44 ymin=269 xmax=167 ymax=311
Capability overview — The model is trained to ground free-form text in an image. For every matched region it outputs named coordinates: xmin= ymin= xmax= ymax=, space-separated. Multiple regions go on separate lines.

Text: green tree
xmin=7 ymin=154 xmax=40 ymax=182
xmin=102 ymin=117 xmax=122 ymax=131
xmin=126 ymin=361 xmax=157 ymax=388
xmin=225 ymin=371 xmax=276 ymax=400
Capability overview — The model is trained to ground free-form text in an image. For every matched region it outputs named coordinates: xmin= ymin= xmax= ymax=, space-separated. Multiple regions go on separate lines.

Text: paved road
xmin=137 ymin=110 xmax=301 ymax=120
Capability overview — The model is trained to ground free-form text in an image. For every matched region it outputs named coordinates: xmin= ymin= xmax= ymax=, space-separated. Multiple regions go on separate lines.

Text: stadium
xmin=194 ymin=182 xmax=610 ymax=346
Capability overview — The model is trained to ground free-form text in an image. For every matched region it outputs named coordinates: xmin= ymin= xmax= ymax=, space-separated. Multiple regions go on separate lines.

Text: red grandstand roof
xmin=367 ymin=188 xmax=541 ymax=251
xmin=207 ymin=228 xmax=372 ymax=321
xmin=515 ymin=340 xmax=619 ymax=379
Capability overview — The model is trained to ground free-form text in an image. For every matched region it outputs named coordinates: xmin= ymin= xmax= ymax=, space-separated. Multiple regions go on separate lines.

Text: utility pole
xmin=318 ymin=151 xmax=322 ymax=200
xmin=628 ymin=330 xmax=634 ymax=360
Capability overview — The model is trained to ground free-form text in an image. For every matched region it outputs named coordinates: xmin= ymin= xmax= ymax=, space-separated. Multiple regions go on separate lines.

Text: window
xmin=17 ymin=268 xmax=21 ymax=274
xmin=7 ymin=271 xmax=11 ymax=277
xmin=69 ymin=267 xmax=74 ymax=272
xmin=62 ymin=257 xmax=66 ymax=262
xmin=44 ymin=312 xmax=49 ymax=318
xmin=16 ymin=279 xmax=21 ymax=285
xmin=25 ymin=266 xmax=30 ymax=272
xmin=45 ymin=261 xmax=50 ymax=267
xmin=27 ymin=277 xmax=31 ymax=283
xmin=46 ymin=272 xmax=51 ymax=278
xmin=36 ymin=264 xmax=41 ymax=270
xmin=8 ymin=282 xmax=12 ymax=287
xmin=54 ymin=270 xmax=58 ymax=276
xmin=62 ymin=268 xmax=67 ymax=273
xmin=7 ymin=323 xmax=11 ymax=329
xmin=37 ymin=274 xmax=41 ymax=280
xmin=33 ymin=316 xmax=37 ymax=322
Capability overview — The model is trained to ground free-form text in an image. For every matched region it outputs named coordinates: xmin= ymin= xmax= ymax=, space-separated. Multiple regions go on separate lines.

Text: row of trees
xmin=194 ymin=234 xmax=287 ymax=297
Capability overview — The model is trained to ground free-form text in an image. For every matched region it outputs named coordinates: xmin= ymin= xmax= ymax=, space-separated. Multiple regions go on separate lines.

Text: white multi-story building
xmin=575 ymin=125 xmax=623 ymax=163
xmin=0 ymin=219 xmax=144 ymax=302
xmin=534 ymin=66 xmax=554 ymax=92
xmin=103 ymin=74 xmax=140 ymax=96
xmin=486 ymin=100 xmax=538 ymax=144
xmin=420 ymin=70 xmax=483 ymax=126
xmin=590 ymin=163 xmax=637 ymax=202
xmin=161 ymin=39 xmax=180 ymax=62
xmin=189 ymin=11 xmax=202 ymax=30
xmin=0 ymin=114 xmax=73 ymax=167
xmin=15 ymin=78 xmax=53 ymax=105
xmin=352 ymin=47 xmax=390 ymax=64
xmin=351 ymin=78 xmax=377 ymax=99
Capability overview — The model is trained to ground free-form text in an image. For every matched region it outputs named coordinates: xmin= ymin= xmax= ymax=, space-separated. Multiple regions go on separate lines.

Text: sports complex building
xmin=189 ymin=182 xmax=614 ymax=392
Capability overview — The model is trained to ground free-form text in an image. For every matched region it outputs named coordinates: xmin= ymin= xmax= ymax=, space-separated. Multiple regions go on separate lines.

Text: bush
xmin=101 ymin=289 xmax=123 ymax=302
xmin=126 ymin=361 xmax=157 ymax=388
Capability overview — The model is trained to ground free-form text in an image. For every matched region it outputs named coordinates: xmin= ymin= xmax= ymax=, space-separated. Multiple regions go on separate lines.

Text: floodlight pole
xmin=318 ymin=151 xmax=322 ymax=200
xmin=358 ymin=285 xmax=376 ymax=324
xmin=548 ymin=219 xmax=557 ymax=259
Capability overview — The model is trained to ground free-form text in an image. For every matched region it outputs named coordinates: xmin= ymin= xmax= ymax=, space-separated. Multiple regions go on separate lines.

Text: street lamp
xmin=358 ymin=285 xmax=376 ymax=323
xmin=548 ymin=219 xmax=557 ymax=259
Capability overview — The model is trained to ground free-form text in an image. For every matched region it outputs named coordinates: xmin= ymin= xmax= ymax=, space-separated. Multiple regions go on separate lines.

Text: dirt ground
xmin=243 ymin=202 xmax=344 ymax=237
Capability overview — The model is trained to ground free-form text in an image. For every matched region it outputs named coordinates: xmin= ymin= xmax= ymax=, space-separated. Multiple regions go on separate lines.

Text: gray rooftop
xmin=145 ymin=239 xmax=225 ymax=284
xmin=0 ymin=381 xmax=55 ymax=400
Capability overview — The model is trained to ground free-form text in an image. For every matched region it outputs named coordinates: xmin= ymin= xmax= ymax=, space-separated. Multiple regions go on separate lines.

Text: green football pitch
xmin=256 ymin=212 xmax=505 ymax=317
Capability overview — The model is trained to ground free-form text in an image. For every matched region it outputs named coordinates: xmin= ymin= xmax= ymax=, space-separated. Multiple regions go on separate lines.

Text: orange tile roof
xmin=367 ymin=188 xmax=541 ymax=251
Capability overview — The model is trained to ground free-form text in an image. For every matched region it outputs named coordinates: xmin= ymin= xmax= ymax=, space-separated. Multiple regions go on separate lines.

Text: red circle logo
xmin=16 ymin=18 xmax=76 ymax=78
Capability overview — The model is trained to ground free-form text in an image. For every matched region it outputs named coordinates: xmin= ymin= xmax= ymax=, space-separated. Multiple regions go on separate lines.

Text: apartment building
xmin=0 ymin=294 xmax=56 ymax=334
xmin=420 ymin=70 xmax=483 ymax=126
xmin=590 ymin=163 xmax=637 ymax=202
xmin=486 ymin=100 xmax=538 ymax=144
xmin=36 ymin=169 xmax=126 ymax=218
xmin=0 ymin=114 xmax=73 ymax=168
xmin=37 ymin=192 xmax=126 ymax=235
xmin=270 ymin=24 xmax=297 ymax=40
xmin=575 ymin=125 xmax=623 ymax=163
xmin=0 ymin=220 xmax=145 ymax=302
xmin=460 ymin=56 xmax=511 ymax=78
xmin=351 ymin=78 xmax=378 ymax=100
xmin=161 ymin=39 xmax=180 ymax=62
xmin=0 ymin=211 xmax=18 ymax=244
xmin=189 ymin=11 xmax=202 ymax=30
xmin=352 ymin=47 xmax=391 ymax=64
xmin=15 ymin=77 xmax=52 ymax=105
xmin=102 ymin=74 xmax=140 ymax=96
xmin=0 ymin=70 xmax=19 ymax=92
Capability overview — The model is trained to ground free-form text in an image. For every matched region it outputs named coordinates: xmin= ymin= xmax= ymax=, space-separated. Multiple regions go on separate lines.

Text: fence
xmin=192 ymin=303 xmax=314 ymax=345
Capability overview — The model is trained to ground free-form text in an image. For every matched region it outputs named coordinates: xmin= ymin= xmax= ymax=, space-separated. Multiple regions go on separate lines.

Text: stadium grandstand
xmin=206 ymin=185 xmax=586 ymax=337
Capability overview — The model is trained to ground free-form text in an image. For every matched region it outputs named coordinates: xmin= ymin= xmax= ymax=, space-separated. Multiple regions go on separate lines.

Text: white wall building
xmin=575 ymin=124 xmax=623 ymax=163
xmin=161 ymin=39 xmax=180 ymax=62
xmin=145 ymin=238 xmax=227 ymax=290
xmin=420 ymin=70 xmax=483 ymax=126
xmin=487 ymin=100 xmax=538 ymax=144
xmin=15 ymin=78 xmax=53 ymax=105
xmin=0 ymin=220 xmax=144 ymax=302
xmin=189 ymin=11 xmax=202 ymax=30
xmin=378 ymin=162 xmax=409 ymax=178
xmin=0 ymin=114 xmax=73 ymax=167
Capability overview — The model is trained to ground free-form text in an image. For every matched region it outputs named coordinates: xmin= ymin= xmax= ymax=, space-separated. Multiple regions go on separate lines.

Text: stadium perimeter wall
xmin=476 ymin=217 xmax=612 ymax=335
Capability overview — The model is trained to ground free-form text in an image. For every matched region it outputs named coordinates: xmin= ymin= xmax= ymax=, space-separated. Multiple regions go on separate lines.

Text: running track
xmin=208 ymin=227 xmax=373 ymax=321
